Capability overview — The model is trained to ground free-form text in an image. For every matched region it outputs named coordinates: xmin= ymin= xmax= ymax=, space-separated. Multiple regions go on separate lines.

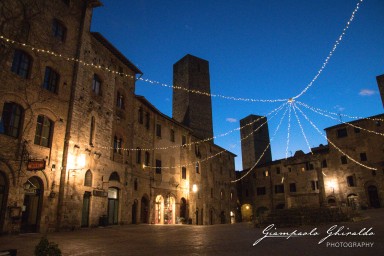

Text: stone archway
xmin=241 ymin=204 xmax=253 ymax=222
xmin=21 ymin=176 xmax=43 ymax=233
xmin=155 ymin=195 xmax=164 ymax=224
xmin=180 ymin=197 xmax=187 ymax=223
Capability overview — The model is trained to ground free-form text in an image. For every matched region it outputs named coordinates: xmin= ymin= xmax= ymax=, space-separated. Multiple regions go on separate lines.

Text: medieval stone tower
xmin=172 ymin=54 xmax=214 ymax=140
xmin=240 ymin=115 xmax=272 ymax=169
xmin=377 ymin=74 xmax=384 ymax=108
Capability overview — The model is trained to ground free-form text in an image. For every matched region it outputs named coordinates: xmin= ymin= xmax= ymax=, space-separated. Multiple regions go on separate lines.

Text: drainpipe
xmin=56 ymin=2 xmax=88 ymax=231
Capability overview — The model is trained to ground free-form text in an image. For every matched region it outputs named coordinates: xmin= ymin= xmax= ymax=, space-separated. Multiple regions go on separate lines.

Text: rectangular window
xmin=52 ymin=19 xmax=66 ymax=42
xmin=43 ymin=67 xmax=59 ymax=93
xmin=11 ymin=50 xmax=31 ymax=79
xmin=145 ymin=112 xmax=150 ymax=129
xmin=181 ymin=167 xmax=186 ymax=179
xmin=276 ymin=167 xmax=281 ymax=174
xmin=34 ymin=115 xmax=53 ymax=147
xmin=92 ymin=74 xmax=101 ymax=95
xmin=156 ymin=124 xmax=162 ymax=137
xmin=337 ymin=128 xmax=348 ymax=138
xmin=256 ymin=187 xmax=266 ymax=195
xmin=322 ymin=159 xmax=327 ymax=168
xmin=89 ymin=116 xmax=95 ymax=146
xmin=181 ymin=135 xmax=187 ymax=147
xmin=1 ymin=102 xmax=23 ymax=138
xmin=136 ymin=149 xmax=141 ymax=164
xmin=311 ymin=180 xmax=319 ymax=190
xmin=347 ymin=175 xmax=356 ymax=187
xmin=170 ymin=129 xmax=175 ymax=142
xmin=341 ymin=155 xmax=348 ymax=165
xmin=354 ymin=127 xmax=360 ymax=133
xmin=144 ymin=152 xmax=150 ymax=166
xmin=275 ymin=184 xmax=284 ymax=194
xmin=138 ymin=108 xmax=143 ymax=124
xmin=289 ymin=183 xmax=296 ymax=192
xmin=305 ymin=162 xmax=314 ymax=170
xmin=155 ymin=160 xmax=162 ymax=174
xmin=116 ymin=92 xmax=124 ymax=109
xmin=360 ymin=153 xmax=367 ymax=161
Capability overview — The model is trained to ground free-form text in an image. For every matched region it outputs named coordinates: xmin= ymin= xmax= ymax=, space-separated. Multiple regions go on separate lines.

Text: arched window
xmin=0 ymin=102 xmax=23 ymax=138
xmin=84 ymin=170 xmax=92 ymax=187
xmin=109 ymin=172 xmax=120 ymax=182
xmin=92 ymin=74 xmax=101 ymax=95
xmin=34 ymin=115 xmax=53 ymax=147
xmin=43 ymin=67 xmax=60 ymax=93
xmin=11 ymin=49 xmax=32 ymax=78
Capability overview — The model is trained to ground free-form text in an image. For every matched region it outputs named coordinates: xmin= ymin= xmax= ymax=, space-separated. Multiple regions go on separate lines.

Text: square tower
xmin=172 ymin=54 xmax=214 ymax=140
xmin=240 ymin=114 xmax=272 ymax=169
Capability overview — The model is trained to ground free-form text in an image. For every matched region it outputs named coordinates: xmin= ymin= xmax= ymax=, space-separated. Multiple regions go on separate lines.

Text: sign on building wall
xmin=27 ymin=159 xmax=46 ymax=171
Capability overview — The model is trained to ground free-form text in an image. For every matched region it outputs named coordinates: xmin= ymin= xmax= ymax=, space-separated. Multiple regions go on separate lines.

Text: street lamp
xmin=192 ymin=184 xmax=198 ymax=193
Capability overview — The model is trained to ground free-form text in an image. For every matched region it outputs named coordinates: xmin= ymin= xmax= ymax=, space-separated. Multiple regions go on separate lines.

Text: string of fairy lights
xmin=0 ymin=0 xmax=379 ymax=181
xmin=292 ymin=103 xmax=313 ymax=155
xmin=285 ymin=103 xmax=293 ymax=159
xmin=232 ymin=102 xmax=291 ymax=182
xmin=294 ymin=103 xmax=378 ymax=170
xmin=296 ymin=101 xmax=384 ymax=137
xmin=292 ymin=0 xmax=364 ymax=100
xmin=147 ymin=101 xmax=288 ymax=169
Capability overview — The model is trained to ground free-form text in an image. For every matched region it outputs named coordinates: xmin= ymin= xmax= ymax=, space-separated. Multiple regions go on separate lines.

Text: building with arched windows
xmin=0 ymin=0 xmax=237 ymax=234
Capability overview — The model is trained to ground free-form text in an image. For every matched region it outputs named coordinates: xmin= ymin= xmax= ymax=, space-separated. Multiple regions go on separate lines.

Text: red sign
xmin=27 ymin=160 xmax=46 ymax=171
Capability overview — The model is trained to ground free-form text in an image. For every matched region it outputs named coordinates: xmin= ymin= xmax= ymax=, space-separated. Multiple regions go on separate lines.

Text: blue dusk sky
xmin=91 ymin=0 xmax=384 ymax=171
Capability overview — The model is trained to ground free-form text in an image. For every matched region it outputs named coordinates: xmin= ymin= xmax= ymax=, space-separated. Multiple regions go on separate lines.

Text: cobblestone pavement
xmin=0 ymin=209 xmax=383 ymax=256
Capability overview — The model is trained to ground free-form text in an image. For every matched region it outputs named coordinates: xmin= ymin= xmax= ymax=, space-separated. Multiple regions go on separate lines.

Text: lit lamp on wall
xmin=327 ymin=180 xmax=336 ymax=194
xmin=192 ymin=184 xmax=198 ymax=193
xmin=67 ymin=153 xmax=87 ymax=170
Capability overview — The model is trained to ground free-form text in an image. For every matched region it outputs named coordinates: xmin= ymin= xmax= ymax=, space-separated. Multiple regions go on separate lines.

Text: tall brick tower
xmin=173 ymin=54 xmax=214 ymax=140
xmin=377 ymin=74 xmax=384 ymax=108
xmin=240 ymin=115 xmax=272 ymax=169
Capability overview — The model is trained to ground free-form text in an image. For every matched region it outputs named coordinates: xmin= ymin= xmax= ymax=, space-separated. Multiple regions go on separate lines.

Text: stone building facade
xmin=0 ymin=0 xmax=237 ymax=234
xmin=237 ymin=112 xmax=384 ymax=220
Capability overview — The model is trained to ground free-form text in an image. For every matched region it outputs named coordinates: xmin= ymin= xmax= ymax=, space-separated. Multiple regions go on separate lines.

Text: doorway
xmin=141 ymin=196 xmax=149 ymax=223
xmin=81 ymin=192 xmax=91 ymax=227
xmin=132 ymin=199 xmax=138 ymax=224
xmin=108 ymin=187 xmax=119 ymax=225
xmin=367 ymin=185 xmax=380 ymax=208
xmin=21 ymin=177 xmax=43 ymax=233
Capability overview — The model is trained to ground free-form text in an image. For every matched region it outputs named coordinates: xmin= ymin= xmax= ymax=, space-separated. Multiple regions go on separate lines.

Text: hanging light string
xmin=137 ymin=77 xmax=288 ymax=103
xmin=285 ymin=102 xmax=293 ymax=159
xmin=0 ymin=35 xmax=288 ymax=103
xmin=231 ymin=104 xmax=290 ymax=183
xmin=296 ymin=101 xmax=384 ymax=122
xmin=294 ymin=104 xmax=377 ymax=170
xmin=70 ymin=101 xmax=288 ymax=152
xmin=292 ymin=102 xmax=313 ymax=154
xmin=292 ymin=0 xmax=364 ymax=100
xmin=296 ymin=101 xmax=384 ymax=137
xmin=148 ymin=102 xmax=288 ymax=169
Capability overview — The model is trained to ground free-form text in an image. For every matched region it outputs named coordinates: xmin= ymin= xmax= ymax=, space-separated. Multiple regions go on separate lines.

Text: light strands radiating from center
xmin=293 ymin=0 xmax=364 ymax=100
xmin=294 ymin=104 xmax=377 ymax=171
xmin=231 ymin=104 xmax=291 ymax=183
